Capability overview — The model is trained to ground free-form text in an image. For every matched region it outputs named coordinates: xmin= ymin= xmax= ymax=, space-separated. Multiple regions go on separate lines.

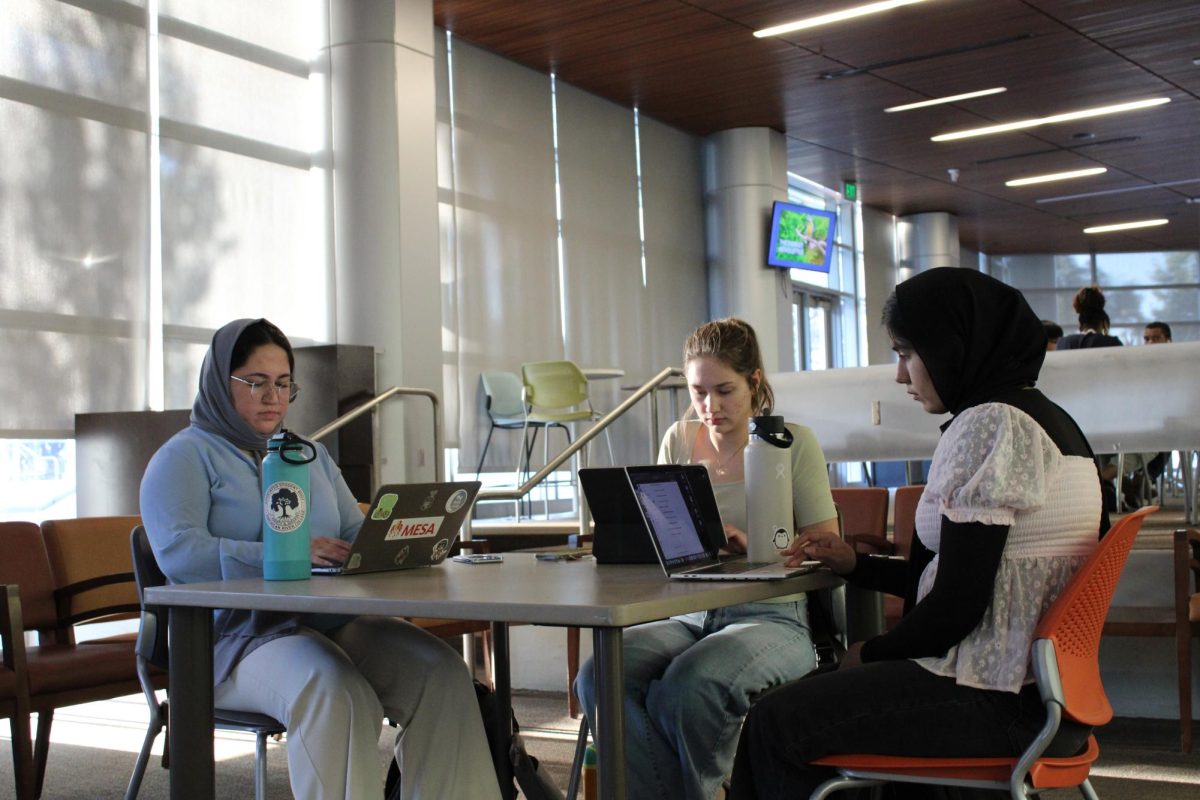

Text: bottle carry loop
xmin=749 ymin=413 xmax=794 ymax=449
xmin=273 ymin=429 xmax=317 ymax=464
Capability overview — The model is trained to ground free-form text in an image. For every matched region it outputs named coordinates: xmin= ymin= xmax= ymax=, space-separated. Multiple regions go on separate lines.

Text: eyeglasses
xmin=229 ymin=374 xmax=301 ymax=402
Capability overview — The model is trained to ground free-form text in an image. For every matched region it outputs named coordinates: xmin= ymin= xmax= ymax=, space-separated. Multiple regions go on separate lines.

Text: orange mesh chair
xmin=808 ymin=505 xmax=1158 ymax=800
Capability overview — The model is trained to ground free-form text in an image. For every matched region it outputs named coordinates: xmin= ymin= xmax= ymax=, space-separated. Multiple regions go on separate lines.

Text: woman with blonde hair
xmin=574 ymin=317 xmax=838 ymax=800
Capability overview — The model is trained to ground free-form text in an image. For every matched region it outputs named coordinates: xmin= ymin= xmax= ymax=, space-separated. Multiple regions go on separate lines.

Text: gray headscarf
xmin=190 ymin=318 xmax=281 ymax=452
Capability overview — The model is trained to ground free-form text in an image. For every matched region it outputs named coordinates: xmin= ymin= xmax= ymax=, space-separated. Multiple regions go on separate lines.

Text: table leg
xmin=168 ymin=605 xmax=214 ymax=799
xmin=490 ymin=622 xmax=515 ymax=798
xmin=593 ymin=627 xmax=626 ymax=800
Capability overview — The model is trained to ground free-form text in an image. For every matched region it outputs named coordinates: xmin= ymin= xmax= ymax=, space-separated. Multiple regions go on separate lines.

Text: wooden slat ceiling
xmin=433 ymin=0 xmax=1200 ymax=255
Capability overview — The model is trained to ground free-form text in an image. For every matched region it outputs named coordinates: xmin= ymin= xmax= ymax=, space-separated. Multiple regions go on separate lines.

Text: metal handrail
xmin=305 ymin=369 xmax=686 ymax=541
xmin=308 ymin=386 xmax=443 ymax=484
xmin=476 ymin=366 xmax=684 ymax=541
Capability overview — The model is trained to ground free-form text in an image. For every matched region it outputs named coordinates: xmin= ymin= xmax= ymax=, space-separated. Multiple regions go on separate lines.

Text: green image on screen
xmin=774 ymin=211 xmax=830 ymax=266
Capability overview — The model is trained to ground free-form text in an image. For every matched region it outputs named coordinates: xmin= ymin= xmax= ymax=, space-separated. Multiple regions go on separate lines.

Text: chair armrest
xmin=53 ymin=572 xmax=141 ymax=626
xmin=1 ymin=584 xmax=30 ymax=677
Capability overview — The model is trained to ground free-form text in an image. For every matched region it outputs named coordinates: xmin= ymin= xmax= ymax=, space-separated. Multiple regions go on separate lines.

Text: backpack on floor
xmin=385 ymin=680 xmax=563 ymax=800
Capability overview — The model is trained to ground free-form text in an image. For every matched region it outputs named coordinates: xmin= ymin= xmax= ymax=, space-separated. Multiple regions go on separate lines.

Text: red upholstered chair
xmin=831 ymin=487 xmax=889 ymax=543
xmin=0 ymin=518 xmax=147 ymax=798
xmin=807 ymin=505 xmax=1158 ymax=800
xmin=1 ymin=576 xmax=37 ymax=800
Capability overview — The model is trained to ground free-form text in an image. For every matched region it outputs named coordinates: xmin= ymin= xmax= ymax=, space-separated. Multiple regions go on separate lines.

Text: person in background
xmin=574 ymin=317 xmax=838 ymax=800
xmin=1054 ymin=286 xmax=1123 ymax=508
xmin=1042 ymin=319 xmax=1063 ymax=351
xmin=728 ymin=268 xmax=1103 ymax=800
xmin=140 ymin=318 xmax=500 ymax=800
xmin=1143 ymin=321 xmax=1172 ymax=344
xmin=1055 ymin=285 xmax=1122 ymax=350
xmin=1123 ymin=320 xmax=1174 ymax=506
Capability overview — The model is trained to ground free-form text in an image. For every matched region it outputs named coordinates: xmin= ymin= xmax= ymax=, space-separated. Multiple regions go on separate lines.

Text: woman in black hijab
xmin=728 ymin=268 xmax=1105 ymax=799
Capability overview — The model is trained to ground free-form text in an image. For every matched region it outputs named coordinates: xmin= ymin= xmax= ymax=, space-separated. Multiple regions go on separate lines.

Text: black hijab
xmin=893 ymin=268 xmax=1045 ymax=417
xmin=190 ymin=318 xmax=279 ymax=452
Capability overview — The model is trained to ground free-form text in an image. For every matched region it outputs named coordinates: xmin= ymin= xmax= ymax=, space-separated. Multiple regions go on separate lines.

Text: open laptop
xmin=625 ymin=465 xmax=818 ymax=581
xmin=312 ymin=480 xmax=481 ymax=575
xmin=578 ymin=467 xmax=662 ymax=564
xmin=579 ymin=466 xmax=726 ymax=564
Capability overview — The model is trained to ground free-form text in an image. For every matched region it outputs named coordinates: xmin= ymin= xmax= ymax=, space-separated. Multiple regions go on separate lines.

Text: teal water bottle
xmin=262 ymin=429 xmax=316 ymax=580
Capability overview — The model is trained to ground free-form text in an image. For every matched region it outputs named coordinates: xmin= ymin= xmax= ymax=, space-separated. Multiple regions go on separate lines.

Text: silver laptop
xmin=312 ymin=481 xmax=481 ymax=575
xmin=579 ymin=465 xmax=722 ymax=564
xmin=626 ymin=465 xmax=818 ymax=581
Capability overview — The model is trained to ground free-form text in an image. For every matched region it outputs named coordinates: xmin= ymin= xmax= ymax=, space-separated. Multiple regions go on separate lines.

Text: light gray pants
xmin=214 ymin=617 xmax=501 ymax=800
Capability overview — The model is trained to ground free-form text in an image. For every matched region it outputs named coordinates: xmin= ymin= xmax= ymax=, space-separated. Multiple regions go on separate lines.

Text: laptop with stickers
xmin=625 ymin=465 xmax=818 ymax=581
xmin=311 ymin=481 xmax=481 ymax=576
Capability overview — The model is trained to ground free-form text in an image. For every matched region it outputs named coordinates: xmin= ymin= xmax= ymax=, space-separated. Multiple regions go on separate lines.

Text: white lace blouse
xmin=912 ymin=402 xmax=1101 ymax=693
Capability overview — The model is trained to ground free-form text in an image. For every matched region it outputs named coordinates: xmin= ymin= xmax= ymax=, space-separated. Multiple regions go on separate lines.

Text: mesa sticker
xmin=385 ymin=516 xmax=443 ymax=541
xmin=445 ymin=489 xmax=470 ymax=513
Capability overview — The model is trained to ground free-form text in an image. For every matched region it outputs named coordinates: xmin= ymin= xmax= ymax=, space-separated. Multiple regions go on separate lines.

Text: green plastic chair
xmin=520 ymin=361 xmax=614 ymax=510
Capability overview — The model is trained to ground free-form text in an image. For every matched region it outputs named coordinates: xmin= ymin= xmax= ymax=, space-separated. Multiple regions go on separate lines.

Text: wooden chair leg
xmin=33 ymin=709 xmax=53 ymax=798
xmin=567 ymin=626 xmax=581 ymax=718
xmin=1177 ymin=612 xmax=1193 ymax=754
xmin=9 ymin=707 xmax=35 ymax=800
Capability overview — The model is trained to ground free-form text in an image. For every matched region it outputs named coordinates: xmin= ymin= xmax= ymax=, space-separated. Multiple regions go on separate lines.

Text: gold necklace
xmin=712 ymin=439 xmax=748 ymax=476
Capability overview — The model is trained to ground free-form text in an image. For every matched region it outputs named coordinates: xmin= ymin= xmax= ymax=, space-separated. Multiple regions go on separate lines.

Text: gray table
xmin=146 ymin=554 xmax=840 ymax=799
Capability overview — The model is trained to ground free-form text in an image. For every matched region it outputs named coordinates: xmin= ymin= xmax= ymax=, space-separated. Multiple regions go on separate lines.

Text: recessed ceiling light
xmin=1005 ymin=167 xmax=1107 ymax=187
xmin=931 ymin=97 xmax=1171 ymax=142
xmin=754 ymin=0 xmax=929 ymax=38
xmin=885 ymin=87 xmax=1007 ymax=113
xmin=1083 ymin=219 xmax=1168 ymax=234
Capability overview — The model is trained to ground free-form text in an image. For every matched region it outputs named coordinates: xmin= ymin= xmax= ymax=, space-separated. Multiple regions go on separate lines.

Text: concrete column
xmin=327 ymin=0 xmax=440 ymax=482
xmin=896 ymin=211 xmax=959 ymax=278
xmin=861 ymin=206 xmax=899 ymax=367
xmin=703 ymin=128 xmax=793 ymax=373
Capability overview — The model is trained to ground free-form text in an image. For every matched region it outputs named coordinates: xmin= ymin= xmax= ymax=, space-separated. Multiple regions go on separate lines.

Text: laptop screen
xmin=627 ymin=468 xmax=716 ymax=570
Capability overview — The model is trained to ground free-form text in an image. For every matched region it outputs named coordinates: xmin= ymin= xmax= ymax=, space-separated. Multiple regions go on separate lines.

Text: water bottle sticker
xmin=371 ymin=493 xmax=399 ymax=520
xmin=264 ymin=481 xmax=307 ymax=532
xmin=392 ymin=546 xmax=409 ymax=566
xmin=445 ymin=489 xmax=470 ymax=513
xmin=431 ymin=538 xmax=451 ymax=561
xmin=775 ymin=463 xmax=787 ymax=480
xmin=772 ymin=528 xmax=792 ymax=550
xmin=420 ymin=490 xmax=438 ymax=511
xmin=385 ymin=516 xmax=444 ymax=541
xmin=348 ymin=553 xmax=363 ymax=570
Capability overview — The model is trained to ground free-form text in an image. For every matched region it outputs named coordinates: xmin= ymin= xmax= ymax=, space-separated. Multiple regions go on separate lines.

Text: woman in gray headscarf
xmin=140 ymin=318 xmax=500 ymax=800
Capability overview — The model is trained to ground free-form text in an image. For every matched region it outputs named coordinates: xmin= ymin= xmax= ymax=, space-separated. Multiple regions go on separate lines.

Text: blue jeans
xmin=574 ymin=599 xmax=817 ymax=800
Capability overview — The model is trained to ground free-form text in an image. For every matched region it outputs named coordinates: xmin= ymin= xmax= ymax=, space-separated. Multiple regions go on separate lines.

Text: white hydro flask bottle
xmin=744 ymin=413 xmax=794 ymax=563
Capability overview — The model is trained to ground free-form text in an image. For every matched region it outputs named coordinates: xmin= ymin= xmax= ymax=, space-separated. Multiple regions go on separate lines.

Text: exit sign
xmin=842 ymin=181 xmax=858 ymax=201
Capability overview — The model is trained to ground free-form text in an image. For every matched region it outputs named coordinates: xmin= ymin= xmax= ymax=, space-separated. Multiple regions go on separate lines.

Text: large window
xmin=1 ymin=0 xmax=329 ymax=517
xmin=989 ymin=251 xmax=1200 ymax=343
xmin=786 ymin=178 xmax=862 ymax=370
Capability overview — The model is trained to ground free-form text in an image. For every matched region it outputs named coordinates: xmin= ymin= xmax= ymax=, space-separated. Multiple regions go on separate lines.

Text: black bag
xmin=385 ymin=680 xmax=563 ymax=800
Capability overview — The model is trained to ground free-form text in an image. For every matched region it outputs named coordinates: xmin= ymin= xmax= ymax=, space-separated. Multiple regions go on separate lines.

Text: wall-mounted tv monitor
xmin=766 ymin=201 xmax=837 ymax=273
